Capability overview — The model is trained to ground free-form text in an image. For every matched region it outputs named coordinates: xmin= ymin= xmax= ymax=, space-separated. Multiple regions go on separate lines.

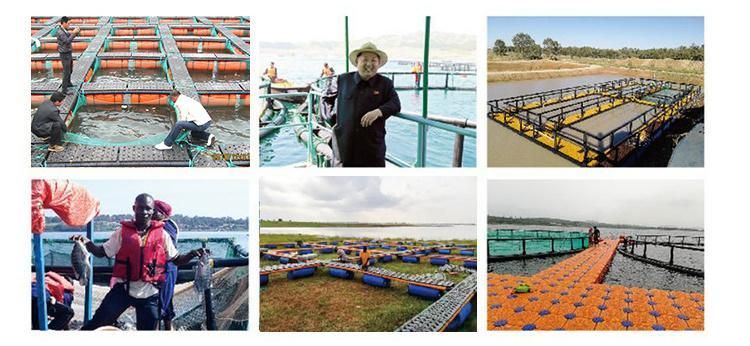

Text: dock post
xmin=452 ymin=130 xmax=465 ymax=167
xmin=33 ymin=234 xmax=48 ymax=330
xmin=669 ymin=246 xmax=675 ymax=266
xmin=642 ymin=242 xmax=647 ymax=258
xmin=84 ymin=221 xmax=94 ymax=323
xmin=522 ymin=239 xmax=526 ymax=256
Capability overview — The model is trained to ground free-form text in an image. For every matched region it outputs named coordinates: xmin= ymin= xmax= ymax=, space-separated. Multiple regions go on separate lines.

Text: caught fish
xmin=193 ymin=254 xmax=213 ymax=298
xmin=71 ymin=240 xmax=91 ymax=286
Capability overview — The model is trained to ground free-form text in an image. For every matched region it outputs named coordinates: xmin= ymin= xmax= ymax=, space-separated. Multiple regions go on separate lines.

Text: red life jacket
xmin=112 ymin=220 xmax=168 ymax=284
xmin=33 ymin=271 xmax=74 ymax=303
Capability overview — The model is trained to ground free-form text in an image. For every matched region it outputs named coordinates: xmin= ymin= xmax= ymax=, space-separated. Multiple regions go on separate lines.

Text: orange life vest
xmin=112 ymin=220 xmax=168 ymax=284
xmin=266 ymin=66 xmax=277 ymax=79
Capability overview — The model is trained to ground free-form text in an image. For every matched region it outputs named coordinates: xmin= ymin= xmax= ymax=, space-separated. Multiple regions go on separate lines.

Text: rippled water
xmin=70 ymin=104 xmax=173 ymax=143
xmin=206 ymin=106 xmax=250 ymax=144
xmin=31 ymin=70 xmax=62 ymax=84
xmin=91 ymin=68 xmax=167 ymax=83
xmin=259 ymin=56 xmax=476 ymax=167
xmin=70 ymin=105 xmax=249 ymax=145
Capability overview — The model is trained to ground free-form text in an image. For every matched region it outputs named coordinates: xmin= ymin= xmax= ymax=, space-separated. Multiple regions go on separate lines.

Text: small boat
xmin=270 ymin=81 xmax=311 ymax=103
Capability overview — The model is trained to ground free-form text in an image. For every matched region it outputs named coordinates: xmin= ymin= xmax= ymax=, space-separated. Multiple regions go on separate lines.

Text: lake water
xmin=259 ymin=56 xmax=476 ymax=167
xmin=487 ymin=224 xmax=704 ymax=292
xmin=260 ymin=225 xmax=477 ymax=241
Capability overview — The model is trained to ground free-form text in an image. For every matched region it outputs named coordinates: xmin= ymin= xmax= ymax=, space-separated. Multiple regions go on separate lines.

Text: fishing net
xmin=488 ymin=229 xmax=589 ymax=257
xmin=172 ymin=266 xmax=248 ymax=330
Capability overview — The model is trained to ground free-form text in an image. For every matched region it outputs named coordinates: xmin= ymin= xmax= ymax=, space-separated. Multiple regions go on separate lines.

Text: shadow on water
xmin=488 ymin=254 xmax=575 ymax=277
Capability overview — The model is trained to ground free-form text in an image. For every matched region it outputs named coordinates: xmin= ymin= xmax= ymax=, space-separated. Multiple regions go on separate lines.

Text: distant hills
xmin=261 ymin=32 xmax=476 ymax=62
xmin=261 ymin=220 xmax=474 ymax=228
xmin=44 ymin=214 xmax=248 ymax=233
xmin=487 ymin=216 xmax=703 ymax=232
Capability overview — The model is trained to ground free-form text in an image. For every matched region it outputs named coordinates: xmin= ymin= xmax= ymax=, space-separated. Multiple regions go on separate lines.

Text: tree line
xmin=492 ymin=33 xmax=704 ymax=61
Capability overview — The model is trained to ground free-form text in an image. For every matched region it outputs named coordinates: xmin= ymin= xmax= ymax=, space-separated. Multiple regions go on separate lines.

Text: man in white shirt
xmin=155 ymin=90 xmax=216 ymax=150
xmin=71 ymin=193 xmax=208 ymax=330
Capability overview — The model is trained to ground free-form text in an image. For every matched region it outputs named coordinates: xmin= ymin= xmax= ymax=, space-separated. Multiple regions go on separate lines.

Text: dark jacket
xmin=331 ymin=72 xmax=400 ymax=167
xmin=31 ymin=100 xmax=67 ymax=136
xmin=56 ymin=26 xmax=77 ymax=54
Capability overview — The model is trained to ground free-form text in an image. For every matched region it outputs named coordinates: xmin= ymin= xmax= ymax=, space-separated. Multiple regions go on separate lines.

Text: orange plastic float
xmin=186 ymin=60 xmax=248 ymax=71
xmin=113 ymin=28 xmax=156 ymax=36
xmin=487 ymin=239 xmax=704 ymax=331
xmin=98 ymin=59 xmax=161 ymax=69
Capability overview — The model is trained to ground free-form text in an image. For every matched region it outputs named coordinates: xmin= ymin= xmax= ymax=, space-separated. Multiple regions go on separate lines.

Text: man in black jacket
xmin=329 ymin=42 xmax=400 ymax=167
xmin=57 ymin=17 xmax=80 ymax=94
xmin=31 ymin=92 xmax=67 ymax=152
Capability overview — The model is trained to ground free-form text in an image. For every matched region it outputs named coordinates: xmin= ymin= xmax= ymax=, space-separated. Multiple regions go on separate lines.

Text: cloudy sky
xmin=43 ymin=180 xmax=249 ymax=219
xmin=261 ymin=176 xmax=476 ymax=224
xmin=488 ymin=180 xmax=703 ymax=229
xmin=259 ymin=15 xmax=477 ymax=43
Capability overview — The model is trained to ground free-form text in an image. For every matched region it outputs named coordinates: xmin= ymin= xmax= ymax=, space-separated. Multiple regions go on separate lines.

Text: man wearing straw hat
xmin=330 ymin=42 xmax=401 ymax=167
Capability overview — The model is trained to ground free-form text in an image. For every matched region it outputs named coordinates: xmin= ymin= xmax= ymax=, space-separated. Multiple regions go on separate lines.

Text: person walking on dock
xmin=411 ymin=62 xmax=423 ymax=89
xmin=31 ymin=92 xmax=67 ymax=152
xmin=72 ymin=193 xmax=208 ymax=330
xmin=155 ymin=90 xmax=216 ymax=150
xmin=328 ymin=42 xmax=401 ymax=167
xmin=152 ymin=200 xmax=179 ymax=330
xmin=593 ymin=226 xmax=601 ymax=245
xmin=57 ymin=17 xmax=80 ymax=94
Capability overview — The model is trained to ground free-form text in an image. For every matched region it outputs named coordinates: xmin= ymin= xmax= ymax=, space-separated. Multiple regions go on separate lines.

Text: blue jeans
xmin=163 ymin=120 xmax=212 ymax=146
xmin=81 ymin=283 xmax=160 ymax=330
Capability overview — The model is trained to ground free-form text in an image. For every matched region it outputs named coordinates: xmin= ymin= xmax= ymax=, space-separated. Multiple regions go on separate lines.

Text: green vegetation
xmin=491 ymin=32 xmax=704 ymax=61
xmin=488 ymin=216 xmax=703 ymax=232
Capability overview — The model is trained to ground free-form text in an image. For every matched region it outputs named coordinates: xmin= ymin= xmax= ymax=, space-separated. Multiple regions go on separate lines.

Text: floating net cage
xmin=488 ymin=229 xmax=590 ymax=257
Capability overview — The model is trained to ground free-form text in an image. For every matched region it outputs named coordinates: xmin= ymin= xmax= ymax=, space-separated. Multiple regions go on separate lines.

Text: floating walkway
xmin=396 ymin=273 xmax=476 ymax=332
xmin=487 ymin=239 xmax=704 ymax=330
xmin=488 ymin=78 xmax=703 ymax=166
xmin=30 ymin=16 xmax=251 ymax=167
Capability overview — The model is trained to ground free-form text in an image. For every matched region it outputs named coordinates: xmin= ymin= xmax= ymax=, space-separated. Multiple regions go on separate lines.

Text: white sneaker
xmin=206 ymin=134 xmax=216 ymax=147
xmin=154 ymin=142 xmax=172 ymax=150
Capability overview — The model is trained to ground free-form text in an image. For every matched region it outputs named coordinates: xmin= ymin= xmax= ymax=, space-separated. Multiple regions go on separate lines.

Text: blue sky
xmin=487 ymin=17 xmax=704 ymax=49
xmin=44 ymin=180 xmax=249 ymax=219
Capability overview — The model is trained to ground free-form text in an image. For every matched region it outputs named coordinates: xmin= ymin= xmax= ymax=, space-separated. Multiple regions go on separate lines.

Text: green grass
xmin=260 ymin=269 xmax=433 ymax=331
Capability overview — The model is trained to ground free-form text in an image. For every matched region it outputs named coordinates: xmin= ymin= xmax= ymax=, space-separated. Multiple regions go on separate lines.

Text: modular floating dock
xmin=260 ymin=241 xmax=477 ymax=332
xmin=487 ymin=239 xmax=704 ymax=331
xmin=488 ymin=78 xmax=703 ymax=166
xmin=31 ymin=16 xmax=251 ymax=167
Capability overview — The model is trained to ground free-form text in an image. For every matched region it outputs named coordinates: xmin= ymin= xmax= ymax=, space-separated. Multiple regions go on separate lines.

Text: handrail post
xmin=84 ymin=221 xmax=94 ymax=323
xmin=415 ymin=16 xmax=430 ymax=167
xmin=33 ymin=234 xmax=48 ymax=330
xmin=307 ymin=93 xmax=315 ymax=165
xmin=344 ymin=16 xmax=349 ymax=74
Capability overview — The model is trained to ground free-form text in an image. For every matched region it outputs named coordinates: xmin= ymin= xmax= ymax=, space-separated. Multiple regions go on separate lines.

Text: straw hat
xmin=349 ymin=42 xmax=388 ymax=67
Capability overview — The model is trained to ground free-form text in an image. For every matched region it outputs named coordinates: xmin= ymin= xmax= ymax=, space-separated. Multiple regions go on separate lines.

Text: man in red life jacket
xmin=72 ymin=193 xmax=208 ymax=330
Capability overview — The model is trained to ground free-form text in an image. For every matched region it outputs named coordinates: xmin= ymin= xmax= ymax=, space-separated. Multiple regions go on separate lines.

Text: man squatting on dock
xmin=57 ymin=16 xmax=79 ymax=94
xmin=31 ymin=92 xmax=68 ymax=152
xmin=325 ymin=42 xmax=401 ymax=167
xmin=70 ymin=193 xmax=208 ymax=330
xmin=155 ymin=90 xmax=216 ymax=150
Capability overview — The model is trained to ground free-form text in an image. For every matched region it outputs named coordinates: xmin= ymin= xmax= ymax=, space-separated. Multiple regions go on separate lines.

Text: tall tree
xmin=493 ymin=39 xmax=507 ymax=56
